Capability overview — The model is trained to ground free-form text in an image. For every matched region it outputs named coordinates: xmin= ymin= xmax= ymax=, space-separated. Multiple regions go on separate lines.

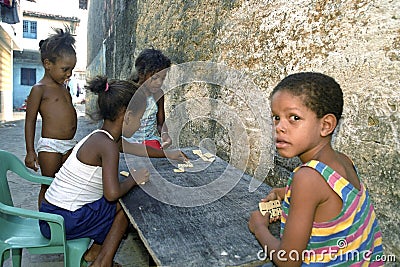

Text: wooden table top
xmin=119 ymin=147 xmax=279 ymax=266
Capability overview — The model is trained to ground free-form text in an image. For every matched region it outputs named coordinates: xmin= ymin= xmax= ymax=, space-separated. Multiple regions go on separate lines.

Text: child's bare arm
xmin=120 ymin=139 xmax=188 ymax=161
xmin=155 ymin=93 xmax=166 ymax=134
xmin=267 ymin=169 xmax=322 ymax=266
xmin=120 ymin=139 xmax=164 ymax=157
xmin=156 ymin=94 xmax=172 ymax=148
xmin=123 ymin=168 xmax=149 ymax=186
xmin=24 ymin=86 xmax=42 ymax=170
xmin=101 ymin=142 xmax=150 ymax=201
xmin=248 ymin=210 xmax=281 ymax=256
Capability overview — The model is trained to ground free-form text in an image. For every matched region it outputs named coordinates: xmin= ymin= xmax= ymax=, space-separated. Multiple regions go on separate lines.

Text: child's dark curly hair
xmin=86 ymin=76 xmax=146 ymax=121
xmin=270 ymin=72 xmax=343 ymax=122
xmin=39 ymin=27 xmax=76 ymax=64
xmin=129 ymin=48 xmax=171 ymax=82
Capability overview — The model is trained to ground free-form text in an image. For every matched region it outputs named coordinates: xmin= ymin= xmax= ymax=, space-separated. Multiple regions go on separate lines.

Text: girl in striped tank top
xmin=249 ymin=72 xmax=383 ymax=266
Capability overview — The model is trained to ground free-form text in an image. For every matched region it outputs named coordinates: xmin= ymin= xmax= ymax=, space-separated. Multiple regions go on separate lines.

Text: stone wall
xmin=87 ymin=0 xmax=400 ymax=259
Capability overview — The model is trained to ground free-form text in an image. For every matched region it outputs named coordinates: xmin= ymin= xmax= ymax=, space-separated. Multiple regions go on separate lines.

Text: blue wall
xmin=13 ymin=51 xmax=44 ymax=109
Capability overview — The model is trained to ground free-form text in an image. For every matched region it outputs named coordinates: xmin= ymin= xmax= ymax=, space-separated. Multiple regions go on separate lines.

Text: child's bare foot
xmin=84 ymin=243 xmax=102 ymax=262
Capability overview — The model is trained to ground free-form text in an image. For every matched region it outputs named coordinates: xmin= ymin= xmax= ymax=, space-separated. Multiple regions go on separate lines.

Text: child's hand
xmin=261 ymin=187 xmax=285 ymax=202
xmin=161 ymin=133 xmax=172 ymax=149
xmin=164 ymin=150 xmax=188 ymax=162
xmin=132 ymin=168 xmax=150 ymax=185
xmin=25 ymin=152 xmax=39 ymax=171
xmin=249 ymin=210 xmax=270 ymax=234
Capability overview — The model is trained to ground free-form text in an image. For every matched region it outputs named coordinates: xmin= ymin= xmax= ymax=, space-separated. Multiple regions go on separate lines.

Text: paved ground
xmin=0 ymin=105 xmax=152 ymax=266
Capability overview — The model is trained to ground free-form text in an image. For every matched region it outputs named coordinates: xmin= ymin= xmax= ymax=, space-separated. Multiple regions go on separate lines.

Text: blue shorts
xmin=39 ymin=196 xmax=116 ymax=244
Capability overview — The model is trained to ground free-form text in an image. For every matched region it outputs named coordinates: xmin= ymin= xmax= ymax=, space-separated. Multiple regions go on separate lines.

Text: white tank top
xmin=45 ymin=129 xmax=114 ymax=211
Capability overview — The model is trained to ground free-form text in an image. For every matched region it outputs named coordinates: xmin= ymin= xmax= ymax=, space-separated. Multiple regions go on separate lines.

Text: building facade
xmin=0 ymin=1 xmax=21 ymax=121
xmin=0 ymin=0 xmax=87 ymax=121
xmin=12 ymin=0 xmax=87 ymax=112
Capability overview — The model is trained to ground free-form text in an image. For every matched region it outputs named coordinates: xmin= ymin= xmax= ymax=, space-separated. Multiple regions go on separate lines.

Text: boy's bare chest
xmin=42 ymin=88 xmax=72 ymax=106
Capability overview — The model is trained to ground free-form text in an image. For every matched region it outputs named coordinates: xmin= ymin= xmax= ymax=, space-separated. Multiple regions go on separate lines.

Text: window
xmin=21 ymin=68 xmax=36 ymax=86
xmin=79 ymin=0 xmax=88 ymax=9
xmin=23 ymin=20 xmax=37 ymax=39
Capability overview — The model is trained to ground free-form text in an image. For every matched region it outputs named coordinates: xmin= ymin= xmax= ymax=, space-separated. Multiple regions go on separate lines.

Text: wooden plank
xmin=119 ymin=147 xmax=279 ymax=266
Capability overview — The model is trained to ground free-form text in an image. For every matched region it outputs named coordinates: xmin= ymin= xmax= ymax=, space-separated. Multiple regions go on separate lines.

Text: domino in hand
xmin=258 ymin=200 xmax=282 ymax=219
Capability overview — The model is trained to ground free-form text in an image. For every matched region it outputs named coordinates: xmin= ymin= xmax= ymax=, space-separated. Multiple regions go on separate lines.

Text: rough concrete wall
xmin=86 ymin=0 xmax=139 ymax=119
xmin=87 ymin=0 xmax=400 ymax=258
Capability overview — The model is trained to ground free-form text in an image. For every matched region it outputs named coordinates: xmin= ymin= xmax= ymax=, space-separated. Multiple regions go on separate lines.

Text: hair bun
xmin=39 ymin=39 xmax=45 ymax=49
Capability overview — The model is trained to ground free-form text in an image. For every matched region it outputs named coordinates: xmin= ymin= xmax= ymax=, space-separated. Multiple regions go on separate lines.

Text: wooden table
xmin=119 ymin=147 xmax=279 ymax=266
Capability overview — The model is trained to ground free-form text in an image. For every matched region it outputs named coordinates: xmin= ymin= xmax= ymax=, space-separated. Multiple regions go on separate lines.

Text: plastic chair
xmin=0 ymin=150 xmax=91 ymax=267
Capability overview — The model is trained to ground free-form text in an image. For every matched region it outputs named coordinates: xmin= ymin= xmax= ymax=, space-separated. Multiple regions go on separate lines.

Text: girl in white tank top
xmin=40 ymin=76 xmax=149 ymax=266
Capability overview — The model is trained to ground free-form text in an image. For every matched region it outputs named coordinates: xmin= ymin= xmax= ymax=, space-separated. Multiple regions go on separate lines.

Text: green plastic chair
xmin=0 ymin=150 xmax=91 ymax=267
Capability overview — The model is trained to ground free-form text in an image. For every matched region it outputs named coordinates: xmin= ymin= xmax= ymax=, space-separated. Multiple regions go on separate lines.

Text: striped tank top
xmin=281 ymin=160 xmax=384 ymax=266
